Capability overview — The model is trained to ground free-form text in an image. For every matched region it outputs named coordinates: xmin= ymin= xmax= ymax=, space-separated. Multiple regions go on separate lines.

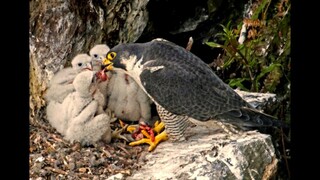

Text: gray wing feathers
xmin=140 ymin=44 xmax=250 ymax=121
xmin=216 ymin=107 xmax=288 ymax=129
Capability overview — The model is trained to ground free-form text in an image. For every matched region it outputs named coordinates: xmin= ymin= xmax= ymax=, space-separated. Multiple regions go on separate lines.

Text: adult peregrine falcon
xmin=102 ymin=39 xmax=288 ymax=151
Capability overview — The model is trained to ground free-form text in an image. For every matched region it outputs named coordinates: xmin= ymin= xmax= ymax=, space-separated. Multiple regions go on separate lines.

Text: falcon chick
xmin=89 ymin=44 xmax=110 ymax=71
xmin=102 ymin=39 xmax=289 ymax=151
xmin=45 ymin=54 xmax=93 ymax=103
xmin=89 ymin=44 xmax=112 ymax=100
xmin=47 ymin=70 xmax=112 ymax=145
xmin=89 ymin=44 xmax=153 ymax=124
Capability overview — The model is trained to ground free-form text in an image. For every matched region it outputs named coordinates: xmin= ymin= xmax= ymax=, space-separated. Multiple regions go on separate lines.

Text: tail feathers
xmin=217 ymin=107 xmax=289 ymax=130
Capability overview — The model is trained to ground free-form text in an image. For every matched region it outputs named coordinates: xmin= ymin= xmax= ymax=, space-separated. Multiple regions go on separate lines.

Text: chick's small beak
xmin=86 ymin=62 xmax=93 ymax=71
xmin=92 ymin=59 xmax=102 ymax=66
xmin=102 ymin=58 xmax=114 ymax=71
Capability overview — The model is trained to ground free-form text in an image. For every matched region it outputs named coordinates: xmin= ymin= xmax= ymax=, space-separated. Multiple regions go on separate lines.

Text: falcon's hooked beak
xmin=102 ymin=59 xmax=113 ymax=71
xmin=102 ymin=52 xmax=117 ymax=71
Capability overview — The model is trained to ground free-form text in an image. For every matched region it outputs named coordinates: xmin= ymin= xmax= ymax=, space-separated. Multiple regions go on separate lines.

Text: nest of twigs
xmin=29 ymin=110 xmax=150 ymax=179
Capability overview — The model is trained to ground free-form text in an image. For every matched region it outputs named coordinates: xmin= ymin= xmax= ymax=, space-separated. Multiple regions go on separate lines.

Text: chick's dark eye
xmin=94 ymin=54 xmax=98 ymax=58
xmin=78 ymin=63 xmax=82 ymax=67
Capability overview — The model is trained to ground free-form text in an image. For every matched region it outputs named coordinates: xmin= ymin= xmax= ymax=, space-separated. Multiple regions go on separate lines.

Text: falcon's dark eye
xmin=94 ymin=54 xmax=98 ymax=58
xmin=77 ymin=63 xmax=83 ymax=67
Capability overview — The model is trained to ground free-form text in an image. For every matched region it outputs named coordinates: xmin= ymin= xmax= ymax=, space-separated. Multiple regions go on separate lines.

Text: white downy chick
xmin=89 ymin=44 xmax=111 ymax=102
xmin=89 ymin=44 xmax=153 ymax=123
xmin=45 ymin=54 xmax=93 ymax=103
xmin=106 ymin=71 xmax=152 ymax=123
xmin=62 ymin=70 xmax=112 ymax=145
xmin=89 ymin=44 xmax=110 ymax=71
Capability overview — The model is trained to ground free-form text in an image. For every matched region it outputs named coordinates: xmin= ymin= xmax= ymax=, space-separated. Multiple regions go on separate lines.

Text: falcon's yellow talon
xmin=127 ymin=125 xmax=139 ymax=133
xmin=154 ymin=120 xmax=160 ymax=127
xmin=141 ymin=130 xmax=151 ymax=139
xmin=153 ymin=121 xmax=165 ymax=134
xmin=129 ymin=139 xmax=148 ymax=146
xmin=129 ymin=131 xmax=168 ymax=152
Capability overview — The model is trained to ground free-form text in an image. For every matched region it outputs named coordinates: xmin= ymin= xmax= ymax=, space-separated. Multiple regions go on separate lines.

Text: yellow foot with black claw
xmin=153 ymin=121 xmax=165 ymax=134
xmin=129 ymin=131 xmax=169 ymax=152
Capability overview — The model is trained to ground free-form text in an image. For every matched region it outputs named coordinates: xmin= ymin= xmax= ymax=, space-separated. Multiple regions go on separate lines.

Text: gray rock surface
xmin=234 ymin=89 xmax=277 ymax=110
xmin=109 ymin=91 xmax=279 ymax=180
xmin=122 ymin=126 xmax=277 ymax=180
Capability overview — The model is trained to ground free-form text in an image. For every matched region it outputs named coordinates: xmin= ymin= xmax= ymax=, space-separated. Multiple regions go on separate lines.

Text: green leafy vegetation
xmin=206 ymin=0 xmax=290 ymax=94
xmin=206 ymin=0 xmax=291 ymax=178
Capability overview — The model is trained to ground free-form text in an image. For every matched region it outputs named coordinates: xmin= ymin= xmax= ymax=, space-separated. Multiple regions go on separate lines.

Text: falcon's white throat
xmin=121 ymin=55 xmax=144 ymax=84
xmin=122 ymin=55 xmax=164 ymax=87
xmin=117 ymin=55 xmax=158 ymax=103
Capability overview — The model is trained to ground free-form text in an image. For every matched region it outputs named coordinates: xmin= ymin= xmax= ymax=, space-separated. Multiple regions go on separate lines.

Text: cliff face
xmin=29 ymin=0 xmax=245 ymax=118
xmin=29 ymin=0 xmax=149 ymax=118
xmin=127 ymin=127 xmax=278 ymax=180
xmin=29 ymin=0 xmax=289 ymax=179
